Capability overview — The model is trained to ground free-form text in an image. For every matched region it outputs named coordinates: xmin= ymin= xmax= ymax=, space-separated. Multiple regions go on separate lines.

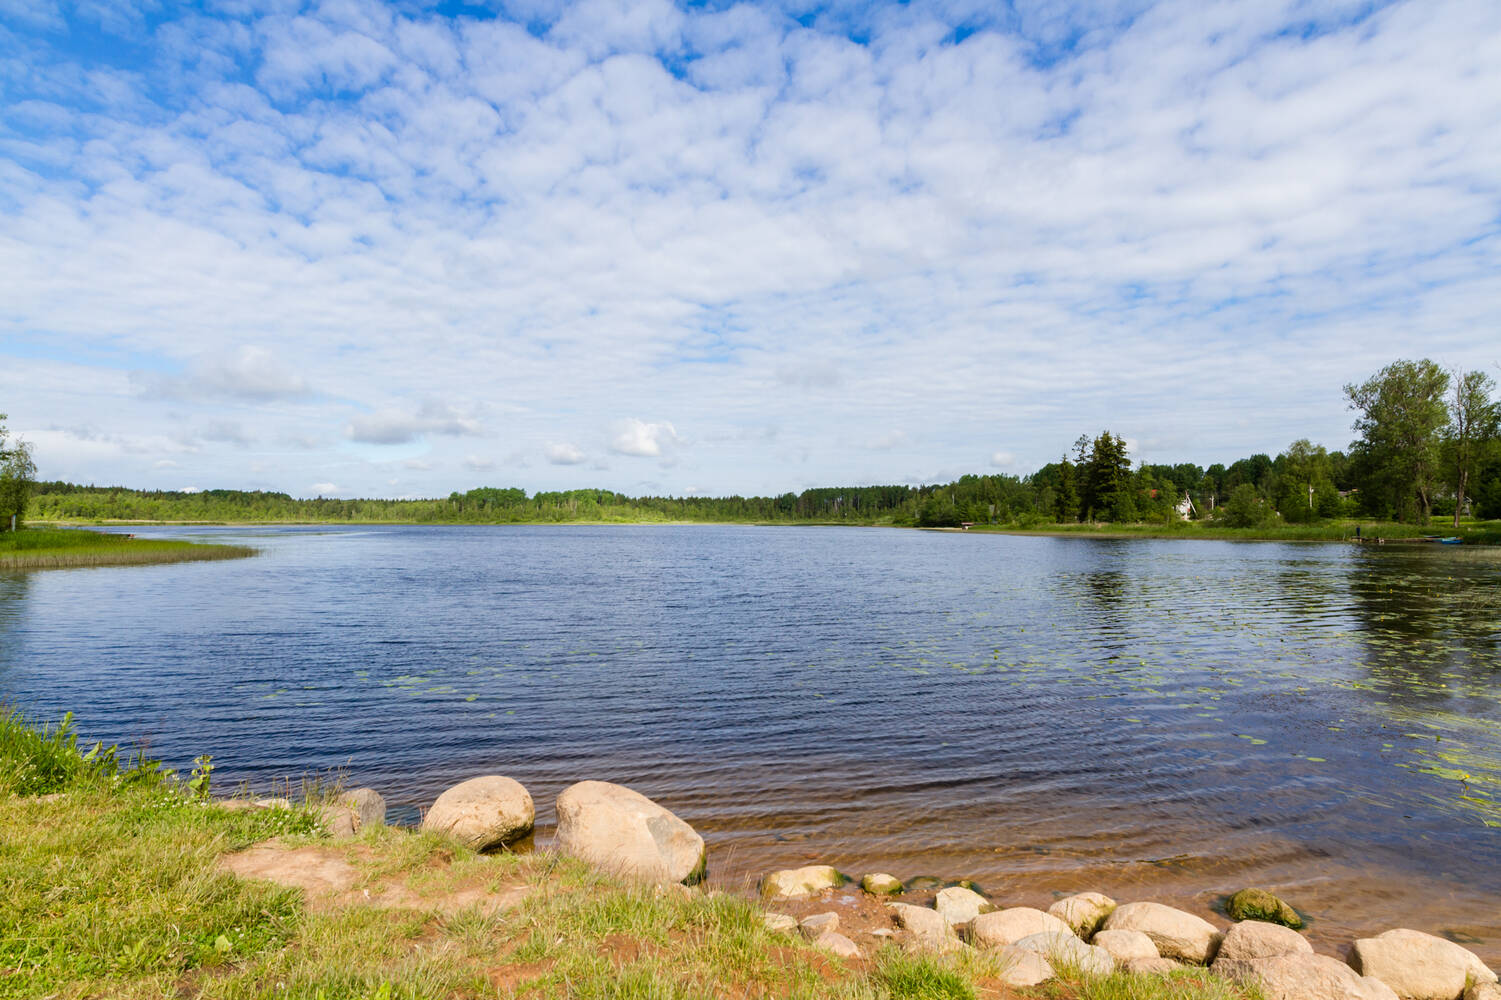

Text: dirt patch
xmin=220 ymin=838 xmax=531 ymax=915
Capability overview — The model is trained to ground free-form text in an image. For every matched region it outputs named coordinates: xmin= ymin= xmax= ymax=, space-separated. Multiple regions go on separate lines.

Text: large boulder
xmin=1214 ymin=920 xmax=1313 ymax=962
xmin=1218 ymin=953 xmax=1398 ymax=1000
xmin=995 ymin=946 xmax=1055 ymax=987
xmin=761 ymin=865 xmax=845 ymax=899
xmin=935 ymin=886 xmax=995 ymax=927
xmin=554 ymin=780 xmax=706 ymax=885
xmin=969 ymin=907 xmax=1075 ymax=949
xmin=316 ymin=787 xmax=387 ymax=838
xmin=1348 ymin=929 xmax=1498 ymax=1000
xmin=1226 ymin=888 xmax=1303 ymax=929
xmin=1467 ymin=984 xmax=1501 ymax=1000
xmin=1093 ymin=929 xmax=1159 ymax=963
xmin=420 ymin=775 xmax=534 ymax=851
xmin=887 ymin=901 xmax=962 ymax=954
xmin=1101 ymin=901 xmax=1222 ymax=964
xmin=1048 ymin=892 xmax=1117 ymax=937
xmin=1013 ymin=931 xmax=1114 ymax=975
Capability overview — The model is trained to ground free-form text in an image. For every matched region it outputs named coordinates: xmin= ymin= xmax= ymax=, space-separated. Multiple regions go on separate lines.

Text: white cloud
xmin=141 ymin=346 xmax=313 ymax=402
xmin=462 ymin=454 xmax=496 ymax=471
xmin=609 ymin=418 xmax=679 ymax=458
xmin=311 ymin=481 xmax=338 ymax=494
xmin=990 ymin=451 xmax=1017 ymax=468
xmin=545 ymin=441 xmax=587 ymax=465
xmin=345 ymin=402 xmax=483 ymax=445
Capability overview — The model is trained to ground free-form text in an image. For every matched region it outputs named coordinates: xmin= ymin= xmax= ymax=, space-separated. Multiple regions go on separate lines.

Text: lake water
xmin=3 ymin=525 xmax=1499 ymax=960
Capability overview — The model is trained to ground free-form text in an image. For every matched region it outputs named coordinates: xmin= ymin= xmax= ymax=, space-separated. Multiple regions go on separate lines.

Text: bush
xmin=1221 ymin=485 xmax=1267 ymax=528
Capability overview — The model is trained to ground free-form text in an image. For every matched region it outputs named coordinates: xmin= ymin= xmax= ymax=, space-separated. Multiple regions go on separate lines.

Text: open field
xmin=0 ymin=711 xmax=1264 ymax=1000
xmin=0 ymin=527 xmax=255 ymax=570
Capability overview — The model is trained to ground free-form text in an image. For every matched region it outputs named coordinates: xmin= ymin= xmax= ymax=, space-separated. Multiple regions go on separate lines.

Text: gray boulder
xmin=969 ymin=907 xmax=1075 ymax=949
xmin=1093 ymin=928 xmax=1159 ymax=962
xmin=1349 ymin=929 xmax=1497 ymax=1000
xmin=1048 ymin=892 xmax=1117 ymax=937
xmin=1218 ymin=953 xmax=1399 ymax=1000
xmin=935 ymin=886 xmax=995 ymax=928
xmin=887 ymin=901 xmax=962 ymax=953
xmin=420 ymin=775 xmax=534 ymax=851
xmin=1214 ymin=920 xmax=1312 ymax=962
xmin=1013 ymin=931 xmax=1114 ymax=974
xmin=995 ymin=946 xmax=1055 ymax=987
xmin=554 ymin=780 xmax=706 ymax=885
xmin=1101 ymin=901 xmax=1222 ymax=964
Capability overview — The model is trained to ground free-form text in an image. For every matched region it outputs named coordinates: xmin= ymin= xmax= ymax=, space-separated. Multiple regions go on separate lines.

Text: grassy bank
xmin=965 ymin=518 xmax=1501 ymax=545
xmin=0 ymin=527 xmax=255 ymax=570
xmin=0 ymin=711 xmax=1262 ymax=1000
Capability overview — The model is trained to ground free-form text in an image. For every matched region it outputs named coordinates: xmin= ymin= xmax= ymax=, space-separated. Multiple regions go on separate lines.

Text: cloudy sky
xmin=2 ymin=0 xmax=1498 ymax=498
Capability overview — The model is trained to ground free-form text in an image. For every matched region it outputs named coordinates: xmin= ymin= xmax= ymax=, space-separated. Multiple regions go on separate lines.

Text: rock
xmin=761 ymin=865 xmax=845 ymax=899
xmin=1123 ymin=956 xmax=1183 ymax=975
xmin=1466 ymin=983 xmax=1501 ymax=1000
xmin=969 ymin=907 xmax=1075 ymax=949
xmin=887 ymin=901 xmax=962 ymax=954
xmin=340 ymin=788 xmax=385 ymax=829
xmin=1013 ymin=931 xmax=1114 ymax=975
xmin=1049 ymin=892 xmax=1117 ymax=937
xmin=1101 ymin=901 xmax=1222 ymax=964
xmin=217 ymin=798 xmax=259 ymax=812
xmin=935 ymin=886 xmax=995 ymax=927
xmin=800 ymin=912 xmax=840 ymax=938
xmin=995 ymin=946 xmax=1055 ymax=987
xmin=315 ymin=805 xmax=357 ymax=838
xmin=254 ymin=797 xmax=292 ymax=809
xmin=554 ymin=780 xmax=705 ymax=885
xmin=869 ymin=928 xmax=896 ymax=939
xmin=1349 ymin=928 xmax=1498 ymax=1000
xmin=1218 ymin=953 xmax=1400 ymax=1000
xmin=1094 ymin=929 xmax=1159 ymax=963
xmin=1226 ymin=888 xmax=1304 ymax=929
xmin=421 ymin=776 xmax=535 ymax=852
xmin=814 ymin=930 xmax=862 ymax=959
xmin=1214 ymin=920 xmax=1312 ymax=962
xmin=763 ymin=913 xmax=798 ymax=935
xmin=861 ymin=872 xmax=903 ymax=895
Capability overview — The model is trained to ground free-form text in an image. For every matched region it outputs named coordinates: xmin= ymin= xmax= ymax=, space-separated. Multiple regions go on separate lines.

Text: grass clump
xmin=0 ymin=527 xmax=254 ymax=570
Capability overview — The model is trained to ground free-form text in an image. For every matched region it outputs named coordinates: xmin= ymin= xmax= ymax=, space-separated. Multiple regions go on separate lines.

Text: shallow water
xmin=3 ymin=525 xmax=1499 ymax=960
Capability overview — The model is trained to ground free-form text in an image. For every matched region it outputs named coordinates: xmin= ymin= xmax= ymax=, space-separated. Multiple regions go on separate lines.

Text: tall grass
xmin=0 ymin=527 xmax=255 ymax=569
xmin=0 ymin=709 xmax=165 ymax=795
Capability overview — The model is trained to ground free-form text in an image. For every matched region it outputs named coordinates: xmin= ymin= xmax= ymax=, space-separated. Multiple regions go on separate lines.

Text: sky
xmin=1 ymin=0 xmax=1498 ymax=499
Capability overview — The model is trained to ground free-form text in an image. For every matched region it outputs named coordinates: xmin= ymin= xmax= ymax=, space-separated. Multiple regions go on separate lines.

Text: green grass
xmin=0 ymin=527 xmax=255 ymax=569
xmin=1 ymin=711 xmax=1267 ymax=1000
xmin=969 ymin=518 xmax=1501 ymax=545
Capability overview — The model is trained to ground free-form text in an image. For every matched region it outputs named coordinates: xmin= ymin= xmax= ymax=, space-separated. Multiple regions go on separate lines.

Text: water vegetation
xmin=0 ymin=526 xmax=255 ymax=570
xmin=0 ymin=710 xmax=1265 ymax=1000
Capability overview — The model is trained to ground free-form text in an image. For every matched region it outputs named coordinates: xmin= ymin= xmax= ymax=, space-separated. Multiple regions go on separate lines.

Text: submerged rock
xmin=761 ymin=865 xmax=845 ymax=899
xmin=1048 ymin=892 xmax=1116 ymax=937
xmin=421 ymin=775 xmax=534 ymax=852
xmin=1349 ymin=928 xmax=1498 ymax=1000
xmin=861 ymin=873 xmax=903 ymax=895
xmin=554 ymin=780 xmax=705 ymax=885
xmin=1226 ymin=888 xmax=1303 ymax=929
xmin=1101 ymin=901 xmax=1222 ymax=964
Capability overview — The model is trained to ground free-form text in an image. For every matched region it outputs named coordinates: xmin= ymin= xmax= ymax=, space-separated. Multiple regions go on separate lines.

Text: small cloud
xmin=312 ymin=482 xmax=339 ymax=495
xmin=990 ymin=451 xmax=1017 ymax=468
xmin=463 ymin=454 xmax=496 ymax=471
xmin=610 ymin=418 xmax=679 ymax=458
xmin=200 ymin=420 xmax=254 ymax=446
xmin=153 ymin=459 xmax=178 ymax=469
xmin=865 ymin=430 xmax=909 ymax=451
xmin=141 ymin=346 xmax=313 ymax=401
xmin=775 ymin=363 xmax=842 ymax=390
xmin=347 ymin=401 xmax=483 ymax=445
xmin=545 ymin=442 xmax=587 ymax=465
xmin=403 ymin=458 xmax=433 ymax=471
xmin=180 ymin=485 xmax=202 ymax=493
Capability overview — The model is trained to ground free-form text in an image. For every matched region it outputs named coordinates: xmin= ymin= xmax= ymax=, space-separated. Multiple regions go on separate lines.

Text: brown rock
xmin=554 ymin=780 xmax=705 ymax=885
xmin=1094 ymin=928 xmax=1159 ymax=962
xmin=1214 ymin=920 xmax=1313 ymax=962
xmin=420 ymin=775 xmax=534 ymax=851
xmin=1218 ymin=953 xmax=1399 ymax=1000
xmin=969 ymin=907 xmax=1075 ymax=949
xmin=1349 ymin=929 xmax=1497 ymax=1000
xmin=1101 ymin=901 xmax=1222 ymax=964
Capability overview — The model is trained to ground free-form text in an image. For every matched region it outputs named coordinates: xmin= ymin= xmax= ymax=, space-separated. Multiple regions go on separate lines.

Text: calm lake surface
xmin=3 ymin=525 xmax=1500 ymax=959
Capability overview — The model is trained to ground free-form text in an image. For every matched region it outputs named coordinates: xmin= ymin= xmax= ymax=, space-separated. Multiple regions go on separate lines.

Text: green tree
xmin=1222 ymin=483 xmax=1266 ymax=528
xmin=1082 ymin=431 xmax=1133 ymax=522
xmin=0 ymin=414 xmax=37 ymax=530
xmin=1053 ymin=454 xmax=1079 ymax=522
xmin=1345 ymin=359 xmax=1450 ymax=523
xmin=1444 ymin=369 xmax=1499 ymax=527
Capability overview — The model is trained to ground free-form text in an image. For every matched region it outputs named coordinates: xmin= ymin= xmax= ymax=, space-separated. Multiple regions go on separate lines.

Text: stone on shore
xmin=887 ymin=901 xmax=962 ymax=953
xmin=763 ymin=913 xmax=798 ymax=935
xmin=1048 ymin=892 xmax=1117 ymax=937
xmin=861 ymin=873 xmax=903 ymax=895
xmin=554 ymin=780 xmax=705 ymax=885
xmin=1093 ymin=929 xmax=1159 ymax=963
xmin=420 ymin=776 xmax=534 ymax=852
xmin=1226 ymin=888 xmax=1303 ymax=929
xmin=316 ymin=787 xmax=387 ymax=838
xmin=1348 ymin=929 xmax=1498 ymax=1000
xmin=1467 ymin=983 xmax=1501 ymax=1000
xmin=968 ymin=907 xmax=1075 ymax=949
xmin=995 ymin=946 xmax=1055 ymax=987
xmin=935 ymin=886 xmax=994 ymax=928
xmin=761 ymin=865 xmax=845 ymax=899
xmin=1218 ymin=953 xmax=1399 ymax=1000
xmin=800 ymin=912 xmax=840 ymax=938
xmin=1213 ymin=919 xmax=1312 ymax=962
xmin=1013 ymin=931 xmax=1114 ymax=975
xmin=1101 ymin=901 xmax=1222 ymax=964
xmin=1123 ymin=956 xmax=1183 ymax=975
xmin=814 ymin=930 xmax=862 ymax=959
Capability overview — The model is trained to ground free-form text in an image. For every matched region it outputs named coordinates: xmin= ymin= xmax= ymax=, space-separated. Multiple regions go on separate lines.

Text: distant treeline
xmin=25 ymin=359 xmax=1501 ymax=529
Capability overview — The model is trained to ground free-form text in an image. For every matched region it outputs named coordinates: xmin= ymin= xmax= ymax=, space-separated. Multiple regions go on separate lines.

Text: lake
xmin=2 ymin=524 xmax=1499 ymax=960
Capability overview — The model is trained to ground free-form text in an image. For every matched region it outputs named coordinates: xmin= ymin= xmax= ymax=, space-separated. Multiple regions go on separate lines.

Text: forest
xmin=18 ymin=359 xmax=1501 ymax=530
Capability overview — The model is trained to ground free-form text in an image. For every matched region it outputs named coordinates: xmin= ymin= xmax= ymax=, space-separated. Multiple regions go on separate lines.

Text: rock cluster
xmin=755 ymin=869 xmax=1500 ymax=996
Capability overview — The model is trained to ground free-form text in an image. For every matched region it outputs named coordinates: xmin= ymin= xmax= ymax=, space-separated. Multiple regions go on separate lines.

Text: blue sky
xmin=1 ymin=0 xmax=1498 ymax=498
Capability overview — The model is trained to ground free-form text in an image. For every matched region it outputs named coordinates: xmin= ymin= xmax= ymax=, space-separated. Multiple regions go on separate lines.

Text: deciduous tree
xmin=1345 ymin=359 xmax=1450 ymax=523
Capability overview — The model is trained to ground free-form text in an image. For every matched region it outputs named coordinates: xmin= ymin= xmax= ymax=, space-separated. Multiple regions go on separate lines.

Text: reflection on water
xmin=0 ymin=527 xmax=1499 ymax=961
